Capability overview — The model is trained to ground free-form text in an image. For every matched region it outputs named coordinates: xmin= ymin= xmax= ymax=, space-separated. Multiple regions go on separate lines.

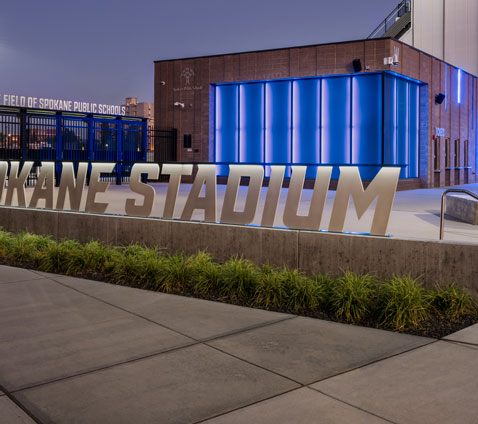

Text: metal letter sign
xmin=0 ymin=161 xmax=400 ymax=236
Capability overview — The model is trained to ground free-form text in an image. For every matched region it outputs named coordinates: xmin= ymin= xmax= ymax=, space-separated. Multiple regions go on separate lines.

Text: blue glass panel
xmin=397 ymin=79 xmax=409 ymax=178
xmin=383 ymin=74 xmax=397 ymax=165
xmin=292 ymin=79 xmax=320 ymax=178
xmin=321 ymin=76 xmax=351 ymax=179
xmin=215 ymin=85 xmax=238 ymax=175
xmin=239 ymin=83 xmax=264 ymax=163
xmin=265 ymin=81 xmax=291 ymax=176
xmin=408 ymin=83 xmax=419 ymax=178
xmin=352 ymin=74 xmax=382 ymax=180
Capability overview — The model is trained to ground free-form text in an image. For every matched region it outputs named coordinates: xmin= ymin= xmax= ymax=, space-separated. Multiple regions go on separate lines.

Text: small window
xmin=454 ymin=139 xmax=460 ymax=168
xmin=464 ymin=140 xmax=469 ymax=167
xmin=184 ymin=134 xmax=192 ymax=148
xmin=434 ymin=137 xmax=440 ymax=171
xmin=445 ymin=138 xmax=450 ymax=168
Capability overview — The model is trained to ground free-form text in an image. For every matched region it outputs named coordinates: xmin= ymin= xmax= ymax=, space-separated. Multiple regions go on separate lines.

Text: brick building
xmin=123 ymin=97 xmax=154 ymax=128
xmin=154 ymin=35 xmax=476 ymax=188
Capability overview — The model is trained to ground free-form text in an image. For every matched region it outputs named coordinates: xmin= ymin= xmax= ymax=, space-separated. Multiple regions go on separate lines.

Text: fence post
xmin=87 ymin=115 xmax=94 ymax=185
xmin=116 ymin=117 xmax=123 ymax=185
xmin=19 ymin=108 xmax=27 ymax=162
xmin=88 ymin=115 xmax=94 ymax=161
xmin=142 ymin=118 xmax=148 ymax=162
xmin=55 ymin=111 xmax=63 ymax=186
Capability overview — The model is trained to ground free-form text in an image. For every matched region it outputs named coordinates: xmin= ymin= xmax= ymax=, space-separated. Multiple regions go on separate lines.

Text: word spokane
xmin=0 ymin=162 xmax=400 ymax=235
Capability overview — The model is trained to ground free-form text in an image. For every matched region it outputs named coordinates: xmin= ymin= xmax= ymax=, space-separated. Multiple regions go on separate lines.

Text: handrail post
xmin=439 ymin=189 xmax=478 ymax=240
xmin=440 ymin=192 xmax=446 ymax=240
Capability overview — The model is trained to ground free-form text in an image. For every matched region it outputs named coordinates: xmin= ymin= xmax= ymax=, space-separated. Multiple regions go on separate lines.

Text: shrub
xmin=218 ymin=257 xmax=259 ymax=300
xmin=0 ymin=230 xmax=15 ymax=256
xmin=69 ymin=240 xmax=118 ymax=274
xmin=427 ymin=283 xmax=475 ymax=318
xmin=379 ymin=275 xmax=429 ymax=330
xmin=157 ymin=252 xmax=196 ymax=293
xmin=253 ymin=265 xmax=286 ymax=309
xmin=38 ymin=239 xmax=82 ymax=273
xmin=280 ymin=268 xmax=321 ymax=313
xmin=191 ymin=251 xmax=221 ymax=294
xmin=9 ymin=232 xmax=53 ymax=264
xmin=332 ymin=271 xmax=375 ymax=322
xmin=311 ymin=273 xmax=335 ymax=310
xmin=112 ymin=245 xmax=163 ymax=287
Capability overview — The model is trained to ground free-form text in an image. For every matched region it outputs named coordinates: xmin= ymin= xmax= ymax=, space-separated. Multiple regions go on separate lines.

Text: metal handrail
xmin=368 ymin=0 xmax=411 ymax=39
xmin=440 ymin=189 xmax=478 ymax=240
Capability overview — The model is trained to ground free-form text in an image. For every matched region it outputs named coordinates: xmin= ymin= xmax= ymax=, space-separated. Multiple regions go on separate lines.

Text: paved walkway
xmin=1 ymin=265 xmax=477 ymax=423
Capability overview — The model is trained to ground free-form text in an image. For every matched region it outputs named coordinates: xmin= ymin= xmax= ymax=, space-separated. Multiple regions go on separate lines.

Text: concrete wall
xmin=412 ymin=0 xmax=444 ymax=60
xmin=444 ymin=0 xmax=478 ymax=78
xmin=407 ymin=0 xmax=478 ymax=77
xmin=3 ymin=206 xmax=478 ymax=299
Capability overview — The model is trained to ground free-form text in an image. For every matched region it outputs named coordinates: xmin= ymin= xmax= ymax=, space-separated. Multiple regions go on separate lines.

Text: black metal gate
xmin=148 ymin=127 xmax=177 ymax=163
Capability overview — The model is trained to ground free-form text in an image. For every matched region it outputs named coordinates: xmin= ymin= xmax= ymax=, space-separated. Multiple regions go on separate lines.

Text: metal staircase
xmin=368 ymin=0 xmax=411 ymax=39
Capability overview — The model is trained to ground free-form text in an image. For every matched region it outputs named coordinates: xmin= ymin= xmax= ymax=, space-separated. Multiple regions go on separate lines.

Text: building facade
xmin=123 ymin=97 xmax=154 ymax=128
xmin=154 ymin=37 xmax=477 ymax=188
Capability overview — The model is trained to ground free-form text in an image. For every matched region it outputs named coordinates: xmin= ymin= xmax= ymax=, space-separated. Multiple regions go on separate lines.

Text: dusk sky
xmin=1 ymin=0 xmax=398 ymax=106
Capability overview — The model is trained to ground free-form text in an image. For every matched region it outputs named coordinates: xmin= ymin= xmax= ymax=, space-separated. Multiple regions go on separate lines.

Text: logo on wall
xmin=173 ymin=68 xmax=203 ymax=92
xmin=181 ymin=68 xmax=194 ymax=87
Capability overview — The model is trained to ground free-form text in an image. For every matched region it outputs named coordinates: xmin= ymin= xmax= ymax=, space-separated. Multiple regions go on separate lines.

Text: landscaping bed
xmin=1 ymin=230 xmax=477 ymax=338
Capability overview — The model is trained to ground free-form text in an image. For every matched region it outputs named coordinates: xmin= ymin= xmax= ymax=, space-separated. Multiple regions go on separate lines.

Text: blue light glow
xmin=458 ymin=69 xmax=462 ymax=104
xmin=214 ymin=71 xmax=421 ymax=180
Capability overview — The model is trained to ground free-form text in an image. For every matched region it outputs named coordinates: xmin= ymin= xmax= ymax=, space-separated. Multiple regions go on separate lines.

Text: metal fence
xmin=0 ymin=106 xmax=177 ymax=185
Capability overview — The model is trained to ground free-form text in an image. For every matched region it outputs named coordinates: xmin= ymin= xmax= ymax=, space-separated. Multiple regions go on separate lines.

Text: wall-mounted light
xmin=174 ymin=102 xmax=185 ymax=108
xmin=435 ymin=93 xmax=446 ymax=105
xmin=352 ymin=59 xmax=362 ymax=72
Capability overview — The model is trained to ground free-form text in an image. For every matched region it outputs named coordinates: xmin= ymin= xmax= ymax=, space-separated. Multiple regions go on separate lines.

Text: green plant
xmin=311 ymin=273 xmax=335 ymax=310
xmin=68 ymin=240 xmax=116 ymax=274
xmin=253 ymin=265 xmax=286 ymax=309
xmin=332 ymin=271 xmax=375 ymax=322
xmin=219 ymin=257 xmax=259 ymax=300
xmin=0 ymin=230 xmax=15 ymax=256
xmin=379 ymin=275 xmax=429 ymax=330
xmin=280 ymin=268 xmax=321 ymax=313
xmin=191 ymin=251 xmax=221 ymax=294
xmin=427 ymin=283 xmax=475 ymax=318
xmin=112 ymin=245 xmax=163 ymax=287
xmin=157 ymin=252 xmax=196 ymax=293
xmin=38 ymin=239 xmax=81 ymax=273
xmin=9 ymin=232 xmax=53 ymax=264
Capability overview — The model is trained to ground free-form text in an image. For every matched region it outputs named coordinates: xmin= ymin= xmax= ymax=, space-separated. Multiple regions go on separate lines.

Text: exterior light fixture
xmin=457 ymin=69 xmax=462 ymax=104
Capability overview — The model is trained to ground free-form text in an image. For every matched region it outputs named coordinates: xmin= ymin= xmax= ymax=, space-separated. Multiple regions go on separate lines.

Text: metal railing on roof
xmin=368 ymin=0 xmax=411 ymax=39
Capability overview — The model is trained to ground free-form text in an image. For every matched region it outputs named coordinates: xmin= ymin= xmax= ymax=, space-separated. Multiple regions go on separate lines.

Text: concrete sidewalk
xmin=1 ymin=265 xmax=477 ymax=424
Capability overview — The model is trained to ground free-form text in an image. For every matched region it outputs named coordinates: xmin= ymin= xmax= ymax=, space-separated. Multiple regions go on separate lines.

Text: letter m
xmin=328 ymin=167 xmax=400 ymax=236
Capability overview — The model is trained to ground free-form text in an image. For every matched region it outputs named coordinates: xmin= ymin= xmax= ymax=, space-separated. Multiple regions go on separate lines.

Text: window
xmin=454 ymin=139 xmax=460 ymax=168
xmin=434 ymin=137 xmax=440 ymax=170
xmin=464 ymin=140 xmax=469 ymax=167
xmin=445 ymin=138 xmax=450 ymax=168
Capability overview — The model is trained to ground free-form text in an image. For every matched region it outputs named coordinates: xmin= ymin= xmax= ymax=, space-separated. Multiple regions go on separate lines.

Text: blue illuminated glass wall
xmin=214 ymin=72 xmax=421 ymax=179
